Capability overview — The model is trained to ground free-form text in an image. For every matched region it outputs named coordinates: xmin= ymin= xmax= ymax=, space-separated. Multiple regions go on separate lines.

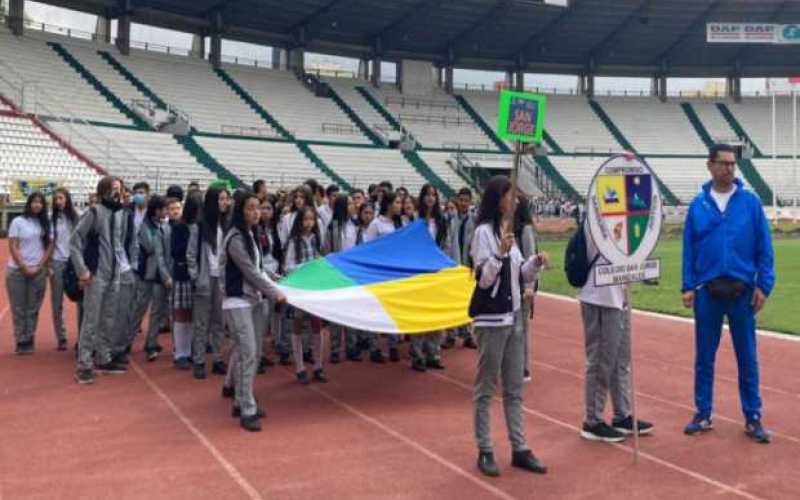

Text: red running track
xmin=0 ymin=247 xmax=798 ymax=500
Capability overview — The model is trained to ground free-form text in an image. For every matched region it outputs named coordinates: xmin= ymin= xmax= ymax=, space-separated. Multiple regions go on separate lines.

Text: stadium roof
xmin=37 ymin=0 xmax=800 ymax=77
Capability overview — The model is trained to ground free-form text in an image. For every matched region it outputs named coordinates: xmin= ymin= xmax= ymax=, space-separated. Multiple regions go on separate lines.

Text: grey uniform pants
xmin=5 ymin=267 xmax=47 ymax=345
xmin=192 ymin=277 xmax=224 ymax=365
xmin=227 ymin=301 xmax=268 ymax=388
xmin=49 ymin=260 xmax=68 ymax=343
xmin=144 ymin=282 xmax=170 ymax=352
xmin=411 ymin=332 xmax=442 ymax=361
xmin=580 ymin=302 xmax=631 ymax=426
xmin=111 ymin=271 xmax=137 ymax=356
xmin=224 ymin=306 xmax=260 ymax=418
xmin=77 ymin=276 xmax=122 ymax=369
xmin=129 ymin=275 xmax=152 ymax=346
xmin=474 ymin=310 xmax=528 ymax=454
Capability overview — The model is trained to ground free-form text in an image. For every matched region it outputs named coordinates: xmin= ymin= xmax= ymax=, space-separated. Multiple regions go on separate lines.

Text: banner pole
xmin=509 ymin=140 xmax=522 ymax=231
xmin=625 ymin=282 xmax=640 ymax=464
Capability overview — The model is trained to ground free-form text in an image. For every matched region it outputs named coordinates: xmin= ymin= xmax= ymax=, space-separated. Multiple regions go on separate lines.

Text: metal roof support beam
xmin=370 ymin=56 xmax=382 ymax=88
xmin=95 ymin=14 xmax=112 ymax=44
xmin=727 ymin=74 xmax=741 ymax=103
xmin=587 ymin=0 xmax=653 ymax=63
xmin=652 ymin=0 xmax=722 ymax=65
xmin=508 ymin=0 xmax=581 ymax=60
xmin=115 ymin=0 xmax=132 ymax=55
xmin=443 ymin=64 xmax=454 ymax=94
xmin=6 ymin=0 xmax=23 ymax=36
xmin=440 ymin=0 xmax=512 ymax=53
xmin=208 ymin=9 xmax=224 ymax=68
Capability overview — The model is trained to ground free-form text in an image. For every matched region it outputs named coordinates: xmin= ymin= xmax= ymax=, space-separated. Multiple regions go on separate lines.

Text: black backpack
xmin=564 ymin=218 xmax=600 ymax=288
xmin=63 ymin=208 xmax=99 ymax=302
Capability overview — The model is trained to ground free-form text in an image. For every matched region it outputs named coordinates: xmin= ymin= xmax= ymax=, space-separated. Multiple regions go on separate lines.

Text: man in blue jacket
xmin=682 ymin=144 xmax=775 ymax=443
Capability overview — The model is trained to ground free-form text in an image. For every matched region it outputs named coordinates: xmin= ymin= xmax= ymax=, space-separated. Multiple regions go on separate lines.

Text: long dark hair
xmin=291 ymin=185 xmax=314 ymax=214
xmin=201 ymin=187 xmax=226 ymax=252
xmin=145 ymin=195 xmax=166 ymax=228
xmin=23 ymin=191 xmax=50 ymax=249
xmin=329 ymin=194 xmax=349 ymax=232
xmin=52 ymin=187 xmax=78 ymax=226
xmin=513 ymin=196 xmax=534 ymax=243
xmin=181 ymin=192 xmax=202 ymax=225
xmin=288 ymin=205 xmax=321 ymax=261
xmin=230 ymin=192 xmax=259 ymax=262
xmin=418 ymin=184 xmax=447 ymax=247
xmin=476 ymin=175 xmax=512 ymax=236
xmin=378 ymin=191 xmax=403 ymax=229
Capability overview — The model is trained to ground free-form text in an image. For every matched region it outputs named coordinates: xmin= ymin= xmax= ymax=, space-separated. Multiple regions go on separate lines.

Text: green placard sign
xmin=496 ymin=90 xmax=547 ymax=143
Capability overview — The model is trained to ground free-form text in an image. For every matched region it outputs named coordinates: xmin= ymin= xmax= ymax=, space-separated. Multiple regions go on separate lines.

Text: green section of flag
xmin=627 ymin=215 xmax=649 ymax=254
xmin=279 ymin=258 xmax=356 ymax=290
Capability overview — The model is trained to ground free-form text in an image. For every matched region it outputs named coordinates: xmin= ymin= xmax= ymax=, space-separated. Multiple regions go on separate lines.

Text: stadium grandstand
xmin=1 ymin=0 xmax=800 ymax=214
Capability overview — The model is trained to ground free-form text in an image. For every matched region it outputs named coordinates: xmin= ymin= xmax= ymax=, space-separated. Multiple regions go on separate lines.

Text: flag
xmin=278 ymin=220 xmax=473 ymax=334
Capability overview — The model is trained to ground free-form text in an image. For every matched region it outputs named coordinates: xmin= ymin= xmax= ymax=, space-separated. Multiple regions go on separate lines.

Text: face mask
xmin=133 ymin=193 xmax=146 ymax=206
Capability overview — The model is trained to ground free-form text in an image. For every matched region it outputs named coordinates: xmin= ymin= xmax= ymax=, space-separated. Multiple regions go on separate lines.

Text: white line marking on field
xmin=0 ymin=305 xmax=9 ymax=325
xmin=296 ymin=374 xmax=518 ymax=500
xmin=429 ymin=372 xmax=766 ymax=500
xmin=130 ymin=362 xmax=265 ymax=500
xmin=537 ymin=292 xmax=800 ymax=343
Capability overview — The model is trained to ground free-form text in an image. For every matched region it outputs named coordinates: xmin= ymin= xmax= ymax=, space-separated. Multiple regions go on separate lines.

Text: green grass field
xmin=536 ymin=238 xmax=800 ymax=335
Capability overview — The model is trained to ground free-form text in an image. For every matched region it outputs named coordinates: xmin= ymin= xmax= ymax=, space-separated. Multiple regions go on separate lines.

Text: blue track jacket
xmin=682 ymin=179 xmax=775 ymax=296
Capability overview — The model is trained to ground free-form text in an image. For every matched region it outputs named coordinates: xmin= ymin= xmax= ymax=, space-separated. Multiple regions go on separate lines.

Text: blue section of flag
xmin=326 ymin=220 xmax=456 ymax=286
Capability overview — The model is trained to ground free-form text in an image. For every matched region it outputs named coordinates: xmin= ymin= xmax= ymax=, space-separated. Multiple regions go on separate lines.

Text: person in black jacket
xmin=170 ymin=193 xmax=201 ymax=370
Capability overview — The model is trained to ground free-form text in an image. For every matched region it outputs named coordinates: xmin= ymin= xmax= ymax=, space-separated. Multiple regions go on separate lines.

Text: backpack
xmin=63 ymin=207 xmax=99 ymax=302
xmin=564 ymin=218 xmax=600 ymax=288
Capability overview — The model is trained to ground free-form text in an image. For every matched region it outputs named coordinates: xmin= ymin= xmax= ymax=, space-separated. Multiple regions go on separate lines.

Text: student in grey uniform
xmin=49 ymin=188 xmax=78 ymax=351
xmin=138 ymin=195 xmax=173 ymax=361
xmin=6 ymin=191 xmax=52 ymax=355
xmin=326 ymin=194 xmax=359 ymax=364
xmin=254 ymin=198 xmax=281 ymax=372
xmin=578 ymin=221 xmax=653 ymax=442
xmin=444 ymin=187 xmax=478 ymax=350
xmin=170 ymin=194 xmax=201 ymax=370
xmin=71 ymin=177 xmax=131 ymax=383
xmin=470 ymin=176 xmax=548 ymax=477
xmin=127 ymin=182 xmax=150 ymax=344
xmin=514 ymin=197 xmax=538 ymax=382
xmin=410 ymin=184 xmax=448 ymax=372
xmin=363 ymin=191 xmax=404 ymax=363
xmin=220 ymin=192 xmax=286 ymax=431
xmin=188 ymin=187 xmax=231 ymax=379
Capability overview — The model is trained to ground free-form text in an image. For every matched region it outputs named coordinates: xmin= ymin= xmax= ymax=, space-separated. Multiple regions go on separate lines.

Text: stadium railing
xmin=220 ymin=124 xmax=284 ymax=139
xmin=321 ymin=122 xmax=359 ymax=136
xmin=397 ymin=113 xmax=476 ymax=128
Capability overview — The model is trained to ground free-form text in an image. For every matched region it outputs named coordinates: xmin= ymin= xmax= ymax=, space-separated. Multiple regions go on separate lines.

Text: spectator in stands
xmin=189 ymin=186 xmax=231 ymax=379
xmin=6 ymin=191 xmax=52 ymax=355
xmin=166 ymin=185 xmax=184 ymax=204
xmin=470 ymin=175 xmax=549 ymax=477
xmin=410 ymin=184 xmax=449 ymax=372
xmin=139 ymin=196 xmax=173 ymax=362
xmin=682 ymin=144 xmax=775 ymax=444
xmin=253 ymin=179 xmax=268 ymax=204
xmin=170 ymin=193 xmax=201 ymax=370
xmin=284 ymin=206 xmax=328 ymax=385
xmin=220 ymin=192 xmax=285 ymax=432
xmin=49 ymin=187 xmax=78 ymax=351
xmin=71 ymin=177 xmax=130 ymax=383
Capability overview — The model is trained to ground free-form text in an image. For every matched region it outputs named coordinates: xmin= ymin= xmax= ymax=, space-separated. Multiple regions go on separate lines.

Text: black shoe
xmin=580 ymin=422 xmax=626 ymax=443
xmin=15 ymin=341 xmax=34 ymax=355
xmin=193 ymin=363 xmax=207 ymax=380
xmin=240 ymin=415 xmax=262 ymax=432
xmin=159 ymin=325 xmax=171 ymax=334
xmin=523 ymin=369 xmax=532 ymax=383
xmin=114 ymin=352 xmax=131 ymax=365
xmin=426 ymin=358 xmax=445 ymax=370
xmin=612 ymin=416 xmax=654 ymax=436
xmin=303 ymin=350 xmax=313 ymax=363
xmin=206 ymin=343 xmax=213 ymax=354
xmin=477 ymin=452 xmax=500 ymax=477
xmin=221 ymin=385 xmax=235 ymax=399
xmin=75 ymin=368 xmax=95 ymax=384
xmin=57 ymin=339 xmax=68 ymax=351
xmin=313 ymin=369 xmax=328 ymax=383
xmin=232 ymin=406 xmax=266 ymax=419
xmin=370 ymin=350 xmax=386 ymax=364
xmin=257 ymin=358 xmax=267 ymax=374
xmin=297 ymin=371 xmax=310 ymax=385
xmin=262 ymin=356 xmax=275 ymax=367
xmin=330 ymin=352 xmax=340 ymax=364
xmin=441 ymin=337 xmax=456 ymax=350
xmin=346 ymin=349 xmax=362 ymax=362
xmin=411 ymin=358 xmax=427 ymax=372
xmin=96 ymin=361 xmax=127 ymax=374
xmin=212 ymin=361 xmax=227 ymax=375
xmin=511 ymin=450 xmax=547 ymax=474
xmin=146 ymin=349 xmax=159 ymax=362
xmin=173 ymin=357 xmax=191 ymax=370
xmin=279 ymin=353 xmax=291 ymax=366
xmin=389 ymin=347 xmax=400 ymax=362
xmin=463 ymin=337 xmax=478 ymax=349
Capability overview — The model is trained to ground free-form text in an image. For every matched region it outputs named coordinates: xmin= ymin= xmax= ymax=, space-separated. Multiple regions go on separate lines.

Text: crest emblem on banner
xmin=586 ymin=155 xmax=663 ymax=277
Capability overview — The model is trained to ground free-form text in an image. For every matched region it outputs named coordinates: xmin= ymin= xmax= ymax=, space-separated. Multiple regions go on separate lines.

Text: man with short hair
xmin=351 ymin=189 xmax=366 ymax=210
xmin=682 ymin=144 xmax=775 ymax=443
xmin=187 ymin=181 xmax=200 ymax=194
xmin=166 ymin=185 xmax=184 ymax=203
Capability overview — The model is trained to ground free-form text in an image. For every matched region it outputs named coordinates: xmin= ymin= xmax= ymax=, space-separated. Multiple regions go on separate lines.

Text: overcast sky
xmin=21 ymin=1 xmax=769 ymax=94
